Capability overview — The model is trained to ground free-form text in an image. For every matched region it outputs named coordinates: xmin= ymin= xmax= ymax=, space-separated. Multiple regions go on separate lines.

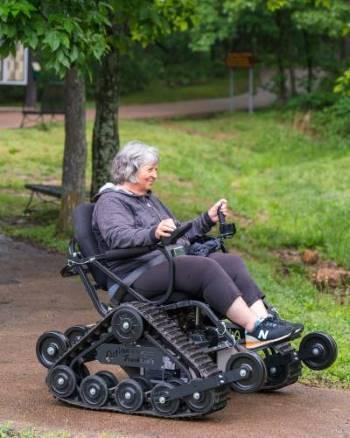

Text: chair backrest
xmin=72 ymin=203 xmax=108 ymax=290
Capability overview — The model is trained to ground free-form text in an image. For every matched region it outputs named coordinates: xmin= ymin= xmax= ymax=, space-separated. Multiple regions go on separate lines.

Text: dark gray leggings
xmin=132 ymin=253 xmax=264 ymax=315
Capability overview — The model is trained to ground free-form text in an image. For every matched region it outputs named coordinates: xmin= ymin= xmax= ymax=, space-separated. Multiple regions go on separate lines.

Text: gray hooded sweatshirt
xmin=92 ymin=186 xmax=215 ymax=296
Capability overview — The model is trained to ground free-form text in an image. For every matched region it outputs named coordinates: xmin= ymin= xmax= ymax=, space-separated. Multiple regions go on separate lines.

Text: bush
xmin=287 ymin=91 xmax=338 ymax=111
xmin=315 ymin=96 xmax=350 ymax=139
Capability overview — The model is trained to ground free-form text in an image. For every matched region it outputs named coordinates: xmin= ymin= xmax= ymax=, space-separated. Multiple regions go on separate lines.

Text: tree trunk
xmin=288 ymin=65 xmax=297 ymax=97
xmin=90 ymin=46 xmax=120 ymax=198
xmin=303 ymin=31 xmax=313 ymax=93
xmin=24 ymin=51 xmax=37 ymax=108
xmin=57 ymin=67 xmax=87 ymax=233
xmin=275 ymin=12 xmax=288 ymax=102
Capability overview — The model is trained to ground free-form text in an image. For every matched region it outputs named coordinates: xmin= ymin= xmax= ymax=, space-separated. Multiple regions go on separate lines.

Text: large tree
xmin=0 ymin=0 xmax=110 ymax=231
xmin=90 ymin=0 xmax=196 ymax=197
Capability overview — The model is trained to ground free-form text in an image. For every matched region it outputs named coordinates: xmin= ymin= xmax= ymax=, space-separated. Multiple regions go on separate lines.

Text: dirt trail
xmin=0 ymin=236 xmax=349 ymax=437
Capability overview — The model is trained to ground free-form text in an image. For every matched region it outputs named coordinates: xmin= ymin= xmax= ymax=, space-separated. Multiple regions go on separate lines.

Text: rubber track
xmin=48 ymin=302 xmax=229 ymax=418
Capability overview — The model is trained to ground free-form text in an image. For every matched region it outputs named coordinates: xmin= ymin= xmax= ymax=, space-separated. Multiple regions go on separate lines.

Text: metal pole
xmin=229 ymin=69 xmax=234 ymax=111
xmin=248 ymin=67 xmax=254 ymax=114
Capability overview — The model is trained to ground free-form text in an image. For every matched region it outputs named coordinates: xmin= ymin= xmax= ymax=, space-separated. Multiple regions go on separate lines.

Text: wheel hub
xmin=47 ymin=344 xmax=57 ymax=356
xmin=122 ymin=321 xmax=130 ymax=331
xmin=89 ymin=387 xmax=97 ymax=396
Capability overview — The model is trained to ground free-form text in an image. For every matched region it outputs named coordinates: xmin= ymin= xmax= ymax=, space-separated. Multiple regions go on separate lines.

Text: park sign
xmin=225 ymin=52 xmax=256 ymax=70
xmin=0 ymin=44 xmax=28 ymax=86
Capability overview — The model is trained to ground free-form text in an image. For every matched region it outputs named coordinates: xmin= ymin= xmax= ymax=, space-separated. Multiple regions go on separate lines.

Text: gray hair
xmin=111 ymin=140 xmax=159 ymax=184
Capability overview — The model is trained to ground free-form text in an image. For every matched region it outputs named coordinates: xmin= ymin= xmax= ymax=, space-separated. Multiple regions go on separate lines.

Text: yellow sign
xmin=225 ymin=52 xmax=255 ymax=69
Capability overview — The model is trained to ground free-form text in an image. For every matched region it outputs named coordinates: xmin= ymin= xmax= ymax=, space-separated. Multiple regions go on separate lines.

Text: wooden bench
xmin=24 ymin=184 xmax=62 ymax=213
xmin=21 ymin=83 xmax=65 ymax=128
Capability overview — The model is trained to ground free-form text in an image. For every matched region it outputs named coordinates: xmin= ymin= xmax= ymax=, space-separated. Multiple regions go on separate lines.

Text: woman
xmin=92 ymin=141 xmax=302 ymax=349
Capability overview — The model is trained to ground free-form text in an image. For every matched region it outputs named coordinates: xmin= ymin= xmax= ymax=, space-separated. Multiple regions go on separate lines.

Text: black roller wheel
xmin=72 ymin=359 xmax=90 ymax=382
xmin=184 ymin=379 xmax=216 ymax=414
xmin=299 ymin=332 xmax=337 ymax=370
xmin=36 ymin=331 xmax=69 ymax=368
xmin=95 ymin=370 xmax=118 ymax=388
xmin=48 ymin=365 xmax=76 ymax=398
xmin=111 ymin=305 xmax=144 ymax=343
xmin=114 ymin=379 xmax=144 ymax=412
xmin=226 ymin=351 xmax=267 ymax=393
xmin=262 ymin=348 xmax=289 ymax=388
xmin=132 ymin=376 xmax=152 ymax=391
xmin=150 ymin=383 xmax=180 ymax=416
xmin=80 ymin=375 xmax=109 ymax=407
xmin=64 ymin=325 xmax=89 ymax=346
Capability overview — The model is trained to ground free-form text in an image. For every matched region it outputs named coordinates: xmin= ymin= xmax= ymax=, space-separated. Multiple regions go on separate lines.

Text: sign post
xmin=225 ymin=52 xmax=256 ymax=113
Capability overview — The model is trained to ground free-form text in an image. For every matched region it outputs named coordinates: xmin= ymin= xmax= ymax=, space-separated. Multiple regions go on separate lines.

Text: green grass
xmin=0 ymin=110 xmax=349 ymax=387
xmin=0 ymin=422 xmax=70 ymax=438
xmin=118 ymin=75 xmax=250 ymax=105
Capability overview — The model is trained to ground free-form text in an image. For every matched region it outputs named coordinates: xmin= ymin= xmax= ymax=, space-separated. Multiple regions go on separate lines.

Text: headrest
xmin=72 ymin=203 xmax=107 ymax=289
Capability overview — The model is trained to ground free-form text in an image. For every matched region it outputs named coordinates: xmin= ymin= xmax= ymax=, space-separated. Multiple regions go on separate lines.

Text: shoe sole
xmin=245 ymin=332 xmax=292 ymax=350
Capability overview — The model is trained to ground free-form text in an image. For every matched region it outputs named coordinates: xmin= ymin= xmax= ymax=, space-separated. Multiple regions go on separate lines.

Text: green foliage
xmin=334 ymin=69 xmax=350 ymax=96
xmin=0 ymin=0 xmax=111 ymax=75
xmin=0 ymin=0 xmax=196 ymax=78
xmin=287 ymin=91 xmax=338 ymax=110
xmin=189 ymin=0 xmax=350 ymax=102
xmin=315 ymin=96 xmax=350 ymax=138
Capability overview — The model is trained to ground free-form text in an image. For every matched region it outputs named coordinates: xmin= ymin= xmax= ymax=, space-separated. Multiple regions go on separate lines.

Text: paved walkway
xmin=0 ymin=235 xmax=349 ymax=437
xmin=0 ymin=89 xmax=276 ymax=129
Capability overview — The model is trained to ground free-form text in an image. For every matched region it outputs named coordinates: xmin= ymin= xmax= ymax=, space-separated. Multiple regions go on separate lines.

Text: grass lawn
xmin=119 ymin=75 xmax=250 ymax=105
xmin=0 ymin=110 xmax=349 ymax=388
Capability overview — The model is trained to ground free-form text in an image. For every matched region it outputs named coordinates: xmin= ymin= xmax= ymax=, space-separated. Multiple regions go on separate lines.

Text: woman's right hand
xmin=155 ymin=218 xmax=177 ymax=239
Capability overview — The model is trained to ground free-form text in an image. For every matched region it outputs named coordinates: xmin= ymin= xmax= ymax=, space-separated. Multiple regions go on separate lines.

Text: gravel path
xmin=0 ymin=236 xmax=349 ymax=437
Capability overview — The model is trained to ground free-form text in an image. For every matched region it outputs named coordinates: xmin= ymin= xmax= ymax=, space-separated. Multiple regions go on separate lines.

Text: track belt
xmin=46 ymin=302 xmax=230 ymax=418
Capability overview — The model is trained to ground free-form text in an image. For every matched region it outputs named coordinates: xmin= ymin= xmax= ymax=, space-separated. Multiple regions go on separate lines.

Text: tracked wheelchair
xmin=36 ymin=203 xmax=338 ymax=418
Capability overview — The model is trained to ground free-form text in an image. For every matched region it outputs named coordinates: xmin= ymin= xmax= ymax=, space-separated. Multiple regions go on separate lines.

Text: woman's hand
xmin=155 ymin=218 xmax=177 ymax=239
xmin=208 ymin=199 xmax=228 ymax=223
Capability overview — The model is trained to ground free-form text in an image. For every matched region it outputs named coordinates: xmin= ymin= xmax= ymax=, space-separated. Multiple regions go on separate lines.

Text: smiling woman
xmin=91 ymin=141 xmax=302 ymax=350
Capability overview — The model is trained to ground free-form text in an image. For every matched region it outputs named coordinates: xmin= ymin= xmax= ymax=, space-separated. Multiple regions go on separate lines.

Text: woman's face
xmin=135 ymin=163 xmax=158 ymax=192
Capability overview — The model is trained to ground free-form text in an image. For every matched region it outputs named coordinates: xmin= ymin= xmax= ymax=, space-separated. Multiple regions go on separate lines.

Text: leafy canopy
xmin=0 ymin=0 xmax=196 ymax=74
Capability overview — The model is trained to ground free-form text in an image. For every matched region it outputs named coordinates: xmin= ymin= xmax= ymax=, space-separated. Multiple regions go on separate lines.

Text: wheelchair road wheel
xmin=150 ymin=383 xmax=180 ymax=416
xmin=262 ymin=348 xmax=289 ymax=388
xmin=36 ymin=331 xmax=69 ymax=368
xmin=184 ymin=379 xmax=216 ymax=414
xmin=72 ymin=359 xmax=90 ymax=383
xmin=111 ymin=306 xmax=144 ymax=343
xmin=64 ymin=325 xmax=89 ymax=346
xmin=132 ymin=376 xmax=152 ymax=392
xmin=48 ymin=365 xmax=76 ymax=398
xmin=80 ymin=375 xmax=109 ymax=407
xmin=95 ymin=370 xmax=119 ymax=388
xmin=226 ymin=351 xmax=267 ymax=393
xmin=299 ymin=332 xmax=337 ymax=370
xmin=114 ymin=379 xmax=144 ymax=412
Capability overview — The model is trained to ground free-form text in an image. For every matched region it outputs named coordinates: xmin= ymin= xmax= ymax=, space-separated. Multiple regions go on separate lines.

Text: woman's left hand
xmin=208 ymin=199 xmax=228 ymax=223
